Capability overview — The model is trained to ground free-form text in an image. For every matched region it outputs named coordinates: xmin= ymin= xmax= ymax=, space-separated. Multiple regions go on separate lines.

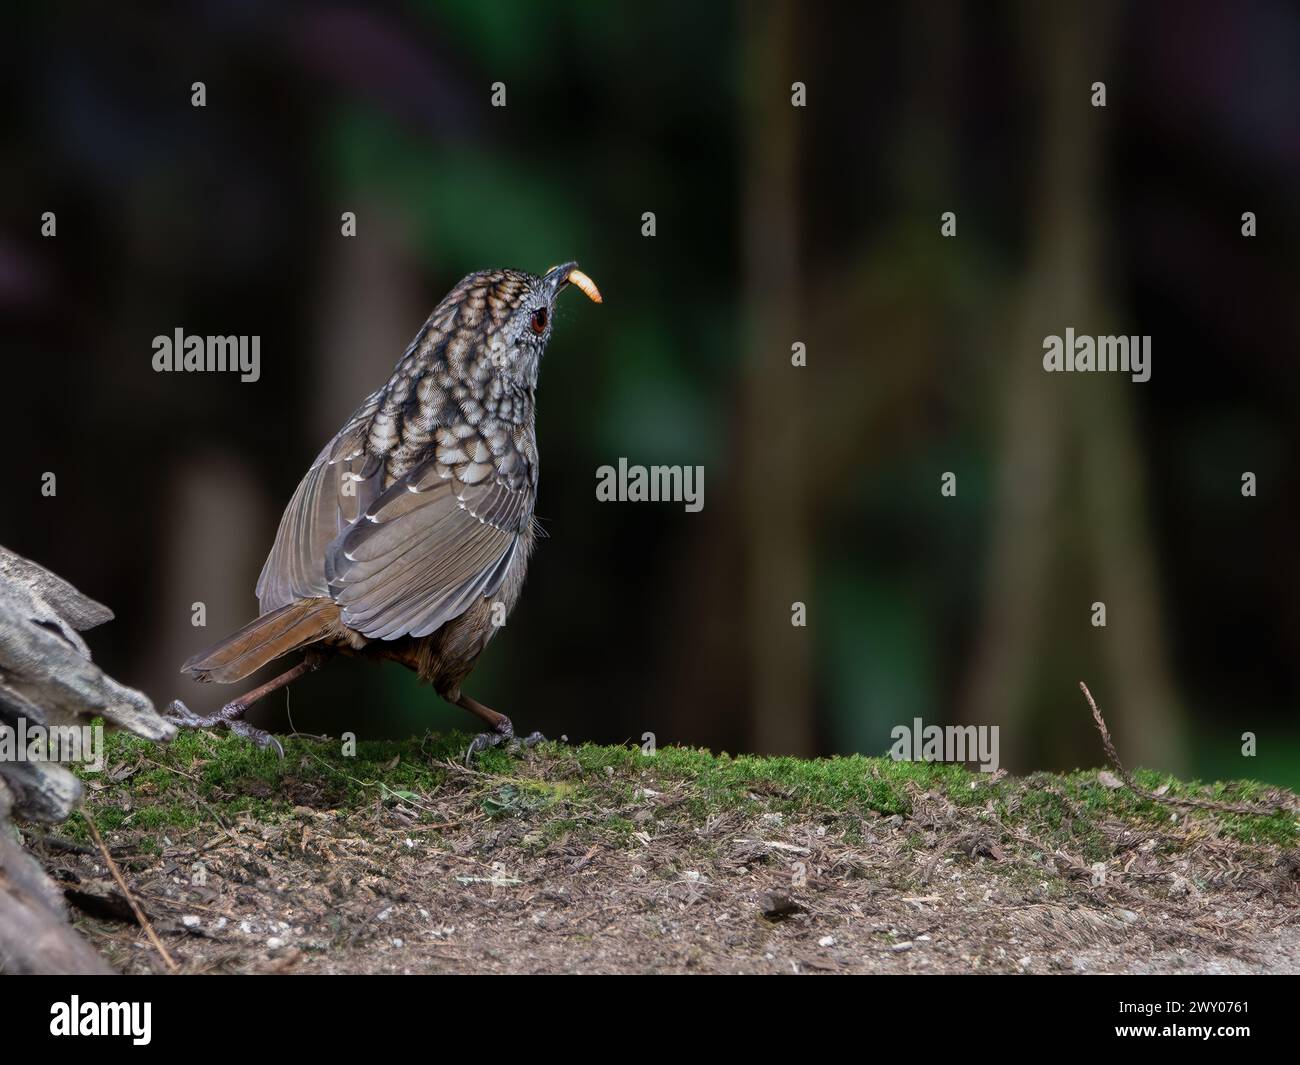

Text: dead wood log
xmin=0 ymin=545 xmax=174 ymax=973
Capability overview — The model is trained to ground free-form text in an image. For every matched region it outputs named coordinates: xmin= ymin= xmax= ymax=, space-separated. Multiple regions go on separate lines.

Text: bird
xmin=167 ymin=262 xmax=602 ymax=757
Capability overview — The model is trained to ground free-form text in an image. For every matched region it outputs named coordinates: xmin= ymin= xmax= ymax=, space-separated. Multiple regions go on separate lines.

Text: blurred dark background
xmin=3 ymin=1 xmax=1297 ymax=783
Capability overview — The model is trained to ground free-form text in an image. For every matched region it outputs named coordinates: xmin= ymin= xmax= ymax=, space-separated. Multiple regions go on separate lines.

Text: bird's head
xmin=439 ymin=262 xmax=601 ymax=388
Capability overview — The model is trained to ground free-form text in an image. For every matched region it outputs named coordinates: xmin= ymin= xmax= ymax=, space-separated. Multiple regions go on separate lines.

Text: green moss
xmin=75 ymin=730 xmax=1297 ymax=858
xmin=571 ymin=743 xmax=987 ymax=818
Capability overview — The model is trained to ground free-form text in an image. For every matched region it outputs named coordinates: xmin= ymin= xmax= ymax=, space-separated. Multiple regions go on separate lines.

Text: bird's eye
xmin=530 ymin=307 xmax=548 ymax=335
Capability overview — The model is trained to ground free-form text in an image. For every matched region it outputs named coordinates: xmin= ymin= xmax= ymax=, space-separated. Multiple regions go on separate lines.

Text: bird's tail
xmin=181 ymin=598 xmax=338 ymax=684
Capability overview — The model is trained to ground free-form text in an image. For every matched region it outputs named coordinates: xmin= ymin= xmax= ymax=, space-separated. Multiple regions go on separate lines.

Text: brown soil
xmin=34 ymin=747 xmax=1300 ymax=975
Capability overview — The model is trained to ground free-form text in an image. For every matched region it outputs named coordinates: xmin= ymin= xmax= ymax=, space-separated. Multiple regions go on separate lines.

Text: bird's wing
xmin=256 ymin=394 xmax=384 ymax=613
xmin=322 ymin=443 xmax=533 ymax=641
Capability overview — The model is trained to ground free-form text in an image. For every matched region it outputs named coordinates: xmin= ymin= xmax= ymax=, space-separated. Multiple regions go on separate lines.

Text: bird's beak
xmin=544 ymin=262 xmax=602 ymax=304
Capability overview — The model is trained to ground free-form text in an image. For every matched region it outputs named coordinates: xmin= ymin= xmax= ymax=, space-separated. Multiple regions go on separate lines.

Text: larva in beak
xmin=566 ymin=268 xmax=603 ymax=304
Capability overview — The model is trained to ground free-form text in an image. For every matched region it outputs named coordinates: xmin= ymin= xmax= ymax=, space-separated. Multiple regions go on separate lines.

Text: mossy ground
xmin=34 ymin=729 xmax=1300 ymax=974
xmin=70 ymin=729 xmax=1298 ymax=848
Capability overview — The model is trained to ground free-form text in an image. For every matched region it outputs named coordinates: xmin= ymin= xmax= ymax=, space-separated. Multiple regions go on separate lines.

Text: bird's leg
xmin=454 ymin=692 xmax=544 ymax=763
xmin=166 ymin=652 xmax=327 ymax=756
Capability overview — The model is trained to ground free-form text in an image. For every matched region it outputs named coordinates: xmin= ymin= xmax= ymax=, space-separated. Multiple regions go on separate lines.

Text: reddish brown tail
xmin=181 ymin=598 xmax=338 ymax=684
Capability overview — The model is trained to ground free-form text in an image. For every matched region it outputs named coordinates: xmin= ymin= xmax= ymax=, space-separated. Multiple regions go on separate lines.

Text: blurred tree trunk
xmin=659 ymin=3 xmax=955 ymax=756
xmin=150 ymin=457 xmax=268 ymax=710
xmin=962 ymin=0 xmax=1186 ymax=771
xmin=738 ymin=0 xmax=813 ymax=755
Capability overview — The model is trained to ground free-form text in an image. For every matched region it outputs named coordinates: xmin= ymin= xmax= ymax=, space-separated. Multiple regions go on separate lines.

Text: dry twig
xmin=82 ymin=810 xmax=178 ymax=973
xmin=1078 ymin=681 xmax=1299 ymax=817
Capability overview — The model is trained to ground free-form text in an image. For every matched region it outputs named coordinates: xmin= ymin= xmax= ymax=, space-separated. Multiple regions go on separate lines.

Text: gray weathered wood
xmin=0 ymin=546 xmax=174 ymax=974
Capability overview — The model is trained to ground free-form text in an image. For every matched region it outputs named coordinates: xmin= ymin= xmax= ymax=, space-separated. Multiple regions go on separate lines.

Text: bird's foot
xmin=165 ymin=699 xmax=285 ymax=758
xmin=464 ymin=717 xmax=545 ymax=764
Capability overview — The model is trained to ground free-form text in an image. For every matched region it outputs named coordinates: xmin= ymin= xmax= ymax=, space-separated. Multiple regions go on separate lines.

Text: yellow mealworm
xmin=566 ymin=268 xmax=603 ymax=304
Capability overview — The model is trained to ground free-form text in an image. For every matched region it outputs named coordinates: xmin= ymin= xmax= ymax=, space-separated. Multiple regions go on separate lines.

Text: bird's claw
xmin=464 ymin=720 xmax=545 ymax=764
xmin=164 ymin=699 xmax=285 ymax=759
xmin=227 ymin=720 xmax=285 ymax=758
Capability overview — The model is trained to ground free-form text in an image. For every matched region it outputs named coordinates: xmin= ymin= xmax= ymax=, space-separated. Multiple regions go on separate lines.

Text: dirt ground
xmin=30 ymin=734 xmax=1300 ymax=974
